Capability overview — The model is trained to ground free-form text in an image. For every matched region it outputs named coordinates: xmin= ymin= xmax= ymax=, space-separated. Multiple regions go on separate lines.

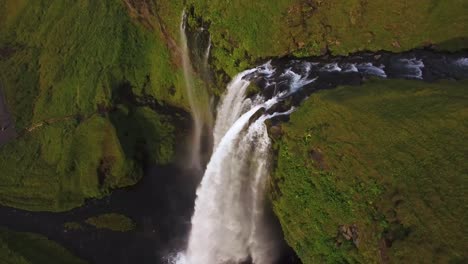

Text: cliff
xmin=272 ymin=79 xmax=468 ymax=263
xmin=0 ymin=1 xmax=467 ymax=262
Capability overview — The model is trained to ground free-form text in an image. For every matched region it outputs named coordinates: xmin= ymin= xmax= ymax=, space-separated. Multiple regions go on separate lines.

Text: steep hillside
xmin=0 ymin=0 xmax=184 ymax=211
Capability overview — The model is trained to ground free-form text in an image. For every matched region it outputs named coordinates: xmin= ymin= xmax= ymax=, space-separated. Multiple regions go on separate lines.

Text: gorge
xmin=2 ymin=44 xmax=466 ymax=263
xmin=172 ymin=49 xmax=468 ymax=263
xmin=0 ymin=1 xmax=467 ymax=264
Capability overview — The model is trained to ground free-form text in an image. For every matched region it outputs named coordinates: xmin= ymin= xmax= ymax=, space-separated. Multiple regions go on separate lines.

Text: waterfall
xmin=203 ymin=36 xmax=212 ymax=72
xmin=180 ymin=11 xmax=204 ymax=170
xmin=212 ymin=69 xmax=257 ymax=148
xmin=171 ymin=46 xmax=468 ymax=264
xmin=174 ymin=62 xmax=286 ymax=263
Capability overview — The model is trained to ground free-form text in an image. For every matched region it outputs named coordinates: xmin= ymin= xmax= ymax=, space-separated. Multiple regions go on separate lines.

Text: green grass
xmin=0 ymin=106 xmax=175 ymax=212
xmin=1 ymin=0 xmax=466 ymax=218
xmin=272 ymin=79 xmax=468 ymax=263
xmin=0 ymin=0 xmax=180 ymax=212
xmin=0 ymin=227 xmax=86 ymax=264
xmin=0 ymin=0 xmax=189 ymax=125
xmin=85 ymin=213 xmax=135 ymax=232
xmin=188 ymin=0 xmax=468 ymax=75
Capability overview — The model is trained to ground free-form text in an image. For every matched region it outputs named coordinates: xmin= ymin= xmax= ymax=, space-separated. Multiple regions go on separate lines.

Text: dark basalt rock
xmin=0 ymin=83 xmax=16 ymax=146
xmin=244 ymin=49 xmax=468 ymax=116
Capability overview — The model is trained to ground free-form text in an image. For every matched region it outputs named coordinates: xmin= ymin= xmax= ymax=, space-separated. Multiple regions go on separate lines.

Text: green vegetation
xmin=0 ymin=106 xmax=175 ymax=211
xmin=0 ymin=0 xmax=189 ymax=117
xmin=85 ymin=213 xmax=135 ymax=232
xmin=272 ymin=79 xmax=468 ymax=263
xmin=0 ymin=227 xmax=86 ymax=264
xmin=189 ymin=0 xmax=468 ymax=75
xmin=0 ymin=0 xmax=180 ymax=212
xmin=1 ymin=2 xmax=467 ymax=261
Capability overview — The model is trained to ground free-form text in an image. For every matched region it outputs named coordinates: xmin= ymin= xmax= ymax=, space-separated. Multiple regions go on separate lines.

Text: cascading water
xmin=172 ymin=59 xmax=302 ymax=264
xmin=180 ymin=11 xmax=205 ymax=170
xmin=171 ymin=63 xmax=285 ymax=264
xmin=212 ymin=68 xmax=258 ymax=148
xmin=170 ymin=49 xmax=468 ymax=264
xmin=203 ymin=36 xmax=212 ymax=78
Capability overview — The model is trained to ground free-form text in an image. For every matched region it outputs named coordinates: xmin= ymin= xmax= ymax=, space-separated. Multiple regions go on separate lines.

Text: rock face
xmin=0 ymin=84 xmax=16 ymax=146
xmin=1 ymin=1 xmax=467 ymax=263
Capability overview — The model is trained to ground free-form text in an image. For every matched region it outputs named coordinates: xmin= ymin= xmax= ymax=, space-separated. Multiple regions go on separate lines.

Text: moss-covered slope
xmin=0 ymin=227 xmax=86 ymax=264
xmin=272 ymin=79 xmax=468 ymax=263
xmin=0 ymin=0 xmax=181 ymax=211
xmin=0 ymin=105 xmax=176 ymax=211
xmin=0 ymin=0 xmax=188 ymax=116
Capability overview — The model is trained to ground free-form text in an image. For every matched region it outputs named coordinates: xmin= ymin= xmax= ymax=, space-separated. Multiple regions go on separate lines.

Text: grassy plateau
xmin=272 ymin=79 xmax=468 ymax=263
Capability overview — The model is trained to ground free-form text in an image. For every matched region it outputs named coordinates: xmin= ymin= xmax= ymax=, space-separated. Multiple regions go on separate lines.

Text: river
xmin=0 ymin=49 xmax=467 ymax=264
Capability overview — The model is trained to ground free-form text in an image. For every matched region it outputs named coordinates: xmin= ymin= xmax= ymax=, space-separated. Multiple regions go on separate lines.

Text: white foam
xmin=341 ymin=63 xmax=358 ymax=73
xmin=454 ymin=58 xmax=468 ymax=67
xmin=181 ymin=96 xmax=283 ymax=264
xmin=320 ymin=63 xmax=342 ymax=72
xmin=282 ymin=69 xmax=317 ymax=93
xmin=256 ymin=61 xmax=276 ymax=77
xmin=356 ymin=63 xmax=387 ymax=78
xmin=212 ymin=68 xmax=257 ymax=148
xmin=399 ymin=58 xmax=424 ymax=79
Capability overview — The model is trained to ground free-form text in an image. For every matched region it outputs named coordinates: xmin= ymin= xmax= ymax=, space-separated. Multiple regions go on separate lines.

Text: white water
xmin=212 ymin=68 xmax=258 ymax=148
xmin=321 ymin=62 xmax=342 ymax=72
xmin=281 ymin=68 xmax=317 ymax=94
xmin=398 ymin=58 xmax=424 ymax=79
xmin=170 ymin=45 xmax=468 ymax=264
xmin=342 ymin=63 xmax=358 ymax=73
xmin=356 ymin=63 xmax=387 ymax=78
xmin=455 ymin=57 xmax=468 ymax=67
xmin=204 ymin=36 xmax=212 ymax=68
xmin=175 ymin=60 xmax=287 ymax=263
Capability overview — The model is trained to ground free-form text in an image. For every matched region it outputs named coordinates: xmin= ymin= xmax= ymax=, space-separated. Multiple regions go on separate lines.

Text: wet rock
xmin=248 ymin=108 xmax=266 ymax=124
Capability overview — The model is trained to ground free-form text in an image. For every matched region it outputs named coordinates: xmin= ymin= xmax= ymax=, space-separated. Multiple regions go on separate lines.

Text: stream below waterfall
xmin=0 ymin=50 xmax=467 ymax=264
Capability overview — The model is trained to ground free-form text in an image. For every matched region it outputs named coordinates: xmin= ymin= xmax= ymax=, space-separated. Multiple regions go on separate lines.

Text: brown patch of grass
xmin=123 ymin=0 xmax=182 ymax=67
xmin=309 ymin=148 xmax=328 ymax=170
